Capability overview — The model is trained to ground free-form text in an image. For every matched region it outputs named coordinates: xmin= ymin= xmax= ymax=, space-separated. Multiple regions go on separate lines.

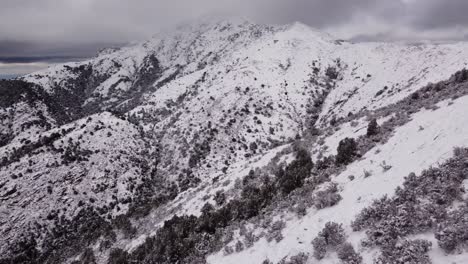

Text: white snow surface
xmin=207 ymin=96 xmax=468 ymax=263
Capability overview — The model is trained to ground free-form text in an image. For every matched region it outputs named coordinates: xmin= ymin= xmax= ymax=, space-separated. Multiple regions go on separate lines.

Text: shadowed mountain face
xmin=2 ymin=19 xmax=468 ymax=263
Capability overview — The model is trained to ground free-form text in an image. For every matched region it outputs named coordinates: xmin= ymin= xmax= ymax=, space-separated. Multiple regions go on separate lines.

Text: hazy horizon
xmin=2 ymin=0 xmax=468 ymax=76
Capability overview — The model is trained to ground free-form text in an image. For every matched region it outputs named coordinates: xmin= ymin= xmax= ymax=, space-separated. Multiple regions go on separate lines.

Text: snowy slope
xmin=208 ymin=95 xmax=468 ymax=264
xmin=319 ymin=42 xmax=468 ymax=125
xmin=0 ymin=112 xmax=151 ymax=255
xmin=2 ymin=18 xmax=468 ymax=263
xmin=20 ymin=20 xmax=468 ymax=180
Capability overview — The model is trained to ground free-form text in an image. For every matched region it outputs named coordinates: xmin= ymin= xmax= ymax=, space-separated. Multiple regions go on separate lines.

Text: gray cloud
xmin=5 ymin=0 xmax=467 ymax=46
xmin=408 ymin=0 xmax=468 ymax=29
xmin=1 ymin=0 xmax=468 ymax=75
xmin=0 ymin=40 xmax=124 ymax=58
xmin=238 ymin=0 xmax=384 ymax=26
xmin=3 ymin=0 xmax=468 ymax=46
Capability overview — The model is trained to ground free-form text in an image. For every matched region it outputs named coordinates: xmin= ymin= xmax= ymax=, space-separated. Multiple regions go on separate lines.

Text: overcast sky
xmin=2 ymin=0 xmax=468 ymax=77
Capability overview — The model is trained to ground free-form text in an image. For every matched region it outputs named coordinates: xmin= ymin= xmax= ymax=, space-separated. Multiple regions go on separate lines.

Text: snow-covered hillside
xmin=2 ymin=18 xmax=468 ymax=264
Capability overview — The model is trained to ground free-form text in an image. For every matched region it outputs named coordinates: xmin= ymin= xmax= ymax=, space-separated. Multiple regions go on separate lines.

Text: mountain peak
xmin=5 ymin=16 xmax=468 ymax=264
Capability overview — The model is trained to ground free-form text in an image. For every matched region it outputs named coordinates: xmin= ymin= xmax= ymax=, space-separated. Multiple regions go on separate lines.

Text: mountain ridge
xmin=2 ymin=19 xmax=468 ymax=263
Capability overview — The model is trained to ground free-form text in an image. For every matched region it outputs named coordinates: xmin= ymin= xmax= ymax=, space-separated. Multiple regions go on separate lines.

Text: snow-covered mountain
xmin=2 ymin=18 xmax=468 ymax=264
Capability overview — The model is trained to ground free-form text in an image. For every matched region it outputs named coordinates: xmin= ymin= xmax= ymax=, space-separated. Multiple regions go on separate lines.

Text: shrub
xmin=112 ymin=215 xmax=136 ymax=238
xmin=454 ymin=68 xmax=468 ymax=83
xmin=276 ymin=148 xmax=313 ymax=194
xmin=243 ymin=231 xmax=257 ymax=248
xmin=312 ymin=236 xmax=327 ymax=259
xmin=235 ymin=241 xmax=244 ymax=252
xmin=376 ymin=239 xmax=432 ymax=264
xmin=266 ymin=220 xmax=286 ymax=242
xmin=0 ymin=234 xmax=39 ymax=264
xmin=312 ymin=222 xmax=346 ymax=260
xmin=335 ymin=138 xmax=358 ymax=165
xmin=435 ymin=205 xmax=468 ymax=253
xmin=337 ymin=243 xmax=362 ymax=264
xmin=223 ymin=246 xmax=234 ymax=255
xmin=214 ymin=190 xmax=226 ymax=206
xmin=296 ymin=202 xmax=307 ymax=217
xmin=314 ymin=183 xmax=342 ymax=209
xmin=315 ymin=155 xmax=334 ymax=171
xmin=326 ymin=67 xmax=339 ymax=80
xmin=286 ymin=252 xmax=309 ymax=264
xmin=352 ymin=148 xmax=468 ymax=257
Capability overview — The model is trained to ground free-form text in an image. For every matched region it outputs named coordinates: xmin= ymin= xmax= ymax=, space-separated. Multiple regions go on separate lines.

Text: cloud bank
xmin=1 ymin=0 xmax=468 ymax=75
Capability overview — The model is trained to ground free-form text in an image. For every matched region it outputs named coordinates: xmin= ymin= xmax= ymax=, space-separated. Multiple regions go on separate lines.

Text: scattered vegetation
xmin=352 ymin=147 xmax=468 ymax=260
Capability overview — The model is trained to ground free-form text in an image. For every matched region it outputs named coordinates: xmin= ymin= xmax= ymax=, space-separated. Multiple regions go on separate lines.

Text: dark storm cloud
xmin=1 ymin=0 xmax=467 ymax=47
xmin=0 ymin=56 xmax=78 ymax=64
xmin=1 ymin=0 xmax=468 ymax=74
xmin=0 ymin=0 xmax=405 ymax=44
xmin=0 ymin=40 xmax=126 ymax=63
xmin=0 ymin=0 xmax=378 ymax=64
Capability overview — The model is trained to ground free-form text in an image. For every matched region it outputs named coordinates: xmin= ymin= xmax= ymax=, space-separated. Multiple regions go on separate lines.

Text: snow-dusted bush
xmin=376 ymin=239 xmax=432 ymax=264
xmin=337 ymin=242 xmax=362 ymax=264
xmin=435 ymin=205 xmax=468 ymax=253
xmin=243 ymin=231 xmax=257 ymax=248
xmin=266 ymin=220 xmax=286 ymax=243
xmin=214 ymin=190 xmax=226 ymax=206
xmin=325 ymin=66 xmax=339 ymax=80
xmin=235 ymin=240 xmax=244 ymax=252
xmin=286 ymin=252 xmax=309 ymax=264
xmin=453 ymin=68 xmax=468 ymax=83
xmin=453 ymin=146 xmax=468 ymax=157
xmin=352 ymin=148 xmax=468 ymax=258
xmin=314 ymin=183 xmax=342 ymax=210
xmin=296 ymin=201 xmax=307 ymax=217
xmin=312 ymin=222 xmax=346 ymax=260
xmin=277 ymin=253 xmax=309 ymax=264
xmin=312 ymin=234 xmax=328 ymax=259
xmin=223 ymin=245 xmax=234 ymax=255
xmin=222 ymin=228 xmax=235 ymax=245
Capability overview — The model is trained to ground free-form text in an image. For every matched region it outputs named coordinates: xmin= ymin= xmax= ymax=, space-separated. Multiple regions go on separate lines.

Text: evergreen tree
xmin=366 ymin=118 xmax=379 ymax=137
xmin=335 ymin=138 xmax=357 ymax=165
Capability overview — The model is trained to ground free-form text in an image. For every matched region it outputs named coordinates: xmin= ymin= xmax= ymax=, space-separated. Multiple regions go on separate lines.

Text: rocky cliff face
xmin=2 ymin=19 xmax=468 ymax=264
